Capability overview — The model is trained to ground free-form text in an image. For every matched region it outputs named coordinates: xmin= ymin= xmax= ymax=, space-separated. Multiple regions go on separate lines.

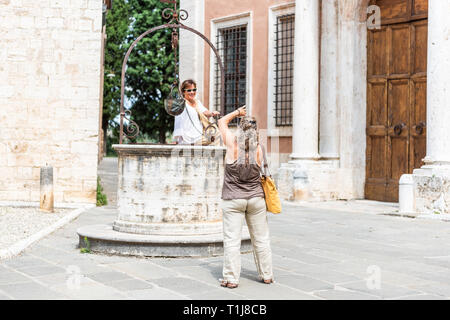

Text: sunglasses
xmin=183 ymin=88 xmax=197 ymax=93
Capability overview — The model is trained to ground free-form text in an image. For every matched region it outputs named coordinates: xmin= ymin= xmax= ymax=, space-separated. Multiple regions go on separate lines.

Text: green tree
xmin=126 ymin=0 xmax=177 ymax=143
xmin=103 ymin=0 xmax=132 ymax=153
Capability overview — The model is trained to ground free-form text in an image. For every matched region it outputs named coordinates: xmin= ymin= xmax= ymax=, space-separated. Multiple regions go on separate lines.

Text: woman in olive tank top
xmin=217 ymin=106 xmax=273 ymax=289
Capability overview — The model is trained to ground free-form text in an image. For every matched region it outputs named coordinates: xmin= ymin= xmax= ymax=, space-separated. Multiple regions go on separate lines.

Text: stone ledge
xmin=77 ymin=224 xmax=252 ymax=258
xmin=112 ymin=220 xmax=223 ymax=236
xmin=113 ymin=144 xmax=226 ymax=157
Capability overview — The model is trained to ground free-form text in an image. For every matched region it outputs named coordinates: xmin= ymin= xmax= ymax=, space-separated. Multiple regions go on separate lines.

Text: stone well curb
xmin=0 ymin=203 xmax=95 ymax=260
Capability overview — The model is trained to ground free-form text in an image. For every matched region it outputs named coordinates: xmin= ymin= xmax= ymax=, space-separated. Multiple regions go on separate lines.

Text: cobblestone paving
xmin=1 ymin=157 xmax=449 ymax=300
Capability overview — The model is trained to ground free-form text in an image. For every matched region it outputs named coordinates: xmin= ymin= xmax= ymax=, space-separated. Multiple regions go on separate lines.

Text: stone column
xmin=290 ymin=0 xmax=320 ymax=160
xmin=423 ymin=0 xmax=450 ymax=166
xmin=411 ymin=0 xmax=450 ymax=214
xmin=335 ymin=0 xmax=368 ymax=198
xmin=319 ymin=0 xmax=340 ymax=159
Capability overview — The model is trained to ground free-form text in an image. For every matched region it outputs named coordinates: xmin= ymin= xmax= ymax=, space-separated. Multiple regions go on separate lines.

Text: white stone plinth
xmin=276 ymin=159 xmax=342 ymax=201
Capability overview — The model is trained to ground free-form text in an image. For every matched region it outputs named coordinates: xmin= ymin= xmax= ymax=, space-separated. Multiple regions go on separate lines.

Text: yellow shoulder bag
xmin=260 ymin=145 xmax=281 ymax=214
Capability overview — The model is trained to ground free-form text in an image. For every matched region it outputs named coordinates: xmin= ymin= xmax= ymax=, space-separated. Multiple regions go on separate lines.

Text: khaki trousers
xmin=220 ymin=197 xmax=273 ymax=284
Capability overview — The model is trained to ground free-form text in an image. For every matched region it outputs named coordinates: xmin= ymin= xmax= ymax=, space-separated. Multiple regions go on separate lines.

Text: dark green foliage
xmin=103 ymin=0 xmax=178 ymax=145
xmin=103 ymin=0 xmax=132 ymax=149
xmin=96 ymin=177 xmax=108 ymax=206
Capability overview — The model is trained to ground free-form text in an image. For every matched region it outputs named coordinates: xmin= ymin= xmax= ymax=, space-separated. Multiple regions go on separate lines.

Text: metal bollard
xmin=40 ymin=165 xmax=54 ymax=213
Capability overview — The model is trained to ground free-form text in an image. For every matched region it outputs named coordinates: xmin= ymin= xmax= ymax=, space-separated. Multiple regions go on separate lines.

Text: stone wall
xmin=0 ymin=0 xmax=103 ymax=204
xmin=413 ymin=168 xmax=450 ymax=215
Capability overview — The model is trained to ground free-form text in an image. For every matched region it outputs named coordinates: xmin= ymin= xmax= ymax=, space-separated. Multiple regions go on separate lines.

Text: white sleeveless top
xmin=173 ymin=99 xmax=207 ymax=144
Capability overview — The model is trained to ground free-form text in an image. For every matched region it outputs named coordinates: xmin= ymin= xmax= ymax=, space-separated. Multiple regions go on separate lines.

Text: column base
xmin=275 ymin=159 xmax=364 ymax=201
xmin=412 ymin=164 xmax=450 ymax=215
xmin=289 ymin=153 xmax=321 ymax=161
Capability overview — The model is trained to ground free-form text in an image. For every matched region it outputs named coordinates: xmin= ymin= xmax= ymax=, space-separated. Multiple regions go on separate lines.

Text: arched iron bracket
xmin=118 ymin=22 xmax=226 ymax=144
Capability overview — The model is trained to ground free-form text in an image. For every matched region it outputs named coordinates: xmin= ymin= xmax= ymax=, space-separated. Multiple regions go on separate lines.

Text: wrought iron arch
xmin=118 ymin=7 xmax=225 ymax=144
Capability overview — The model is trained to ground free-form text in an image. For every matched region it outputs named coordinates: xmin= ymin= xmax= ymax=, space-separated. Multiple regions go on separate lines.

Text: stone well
xmin=77 ymin=144 xmax=251 ymax=257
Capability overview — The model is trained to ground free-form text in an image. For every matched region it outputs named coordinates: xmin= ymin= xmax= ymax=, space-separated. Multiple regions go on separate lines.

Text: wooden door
xmin=365 ymin=1 xmax=427 ymax=202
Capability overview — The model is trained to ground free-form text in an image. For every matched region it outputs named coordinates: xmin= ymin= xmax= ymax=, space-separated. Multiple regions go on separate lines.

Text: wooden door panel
xmin=366 ymin=79 xmax=388 ymax=201
xmin=365 ymin=183 xmax=387 ymax=202
xmin=368 ymin=28 xmax=388 ymax=77
xmin=366 ymin=81 xmax=387 ymax=185
xmin=388 ymin=79 xmax=410 ymax=202
xmin=412 ymin=20 xmax=428 ymax=75
xmin=369 ymin=137 xmax=388 ymax=179
xmin=410 ymin=78 xmax=427 ymax=171
xmin=366 ymin=1 xmax=427 ymax=202
xmin=368 ymin=81 xmax=388 ymax=125
xmin=385 ymin=183 xmax=400 ymax=202
xmin=375 ymin=0 xmax=409 ymax=24
xmin=412 ymin=0 xmax=428 ymax=18
xmin=411 ymin=79 xmax=426 ymax=125
xmin=370 ymin=0 xmax=428 ymax=25
xmin=390 ymin=25 xmax=411 ymax=77
xmin=412 ymin=137 xmax=426 ymax=170
xmin=390 ymin=138 xmax=409 ymax=180
xmin=388 ymin=80 xmax=409 ymax=128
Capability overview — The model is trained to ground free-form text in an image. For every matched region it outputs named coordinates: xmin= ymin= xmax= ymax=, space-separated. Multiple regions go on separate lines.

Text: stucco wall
xmin=203 ymin=0 xmax=288 ymax=137
xmin=0 ymin=0 xmax=103 ymax=204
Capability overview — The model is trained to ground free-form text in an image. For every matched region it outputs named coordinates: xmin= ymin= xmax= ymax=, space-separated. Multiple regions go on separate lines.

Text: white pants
xmin=221 ymin=197 xmax=273 ymax=284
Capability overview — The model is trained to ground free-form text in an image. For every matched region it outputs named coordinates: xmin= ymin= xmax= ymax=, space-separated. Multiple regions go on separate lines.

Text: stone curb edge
xmin=0 ymin=204 xmax=95 ymax=260
xmin=283 ymin=200 xmax=450 ymax=221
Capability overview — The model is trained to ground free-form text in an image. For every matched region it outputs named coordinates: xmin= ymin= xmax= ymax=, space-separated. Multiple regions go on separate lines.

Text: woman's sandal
xmin=220 ymin=280 xmax=239 ymax=289
xmin=262 ymin=279 xmax=274 ymax=284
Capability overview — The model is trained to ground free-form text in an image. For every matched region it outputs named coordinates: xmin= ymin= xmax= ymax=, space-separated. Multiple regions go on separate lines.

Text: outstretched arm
xmin=203 ymin=110 xmax=221 ymax=117
xmin=218 ymin=106 xmax=246 ymax=149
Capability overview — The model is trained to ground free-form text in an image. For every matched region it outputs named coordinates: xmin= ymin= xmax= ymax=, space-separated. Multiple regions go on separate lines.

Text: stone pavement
xmin=1 ymin=157 xmax=450 ymax=300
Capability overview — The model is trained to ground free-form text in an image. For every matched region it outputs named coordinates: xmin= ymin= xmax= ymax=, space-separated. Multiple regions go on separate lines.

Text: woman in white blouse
xmin=173 ymin=79 xmax=220 ymax=145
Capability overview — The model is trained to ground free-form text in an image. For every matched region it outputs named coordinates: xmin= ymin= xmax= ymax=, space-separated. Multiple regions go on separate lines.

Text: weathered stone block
xmin=63 ymin=190 xmax=96 ymax=203
xmin=413 ymin=168 xmax=450 ymax=214
xmin=0 ymin=0 xmax=101 ymax=204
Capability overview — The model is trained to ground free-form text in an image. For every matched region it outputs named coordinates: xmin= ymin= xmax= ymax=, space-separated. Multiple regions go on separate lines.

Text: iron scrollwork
xmin=118 ymin=0 xmax=226 ymax=144
xmin=121 ymin=110 xmax=139 ymax=140
xmin=162 ymin=7 xmax=189 ymax=24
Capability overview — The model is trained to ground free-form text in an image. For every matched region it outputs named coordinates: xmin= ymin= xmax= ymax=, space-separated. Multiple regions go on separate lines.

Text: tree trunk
xmin=159 ymin=127 xmax=166 ymax=144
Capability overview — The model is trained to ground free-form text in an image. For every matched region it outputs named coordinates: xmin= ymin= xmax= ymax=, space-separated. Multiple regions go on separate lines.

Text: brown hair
xmin=239 ymin=116 xmax=258 ymax=131
xmin=180 ymin=79 xmax=197 ymax=92
xmin=237 ymin=116 xmax=259 ymax=164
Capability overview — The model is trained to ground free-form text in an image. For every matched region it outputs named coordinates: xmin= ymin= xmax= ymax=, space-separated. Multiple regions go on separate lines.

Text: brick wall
xmin=0 ymin=0 xmax=103 ymax=204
